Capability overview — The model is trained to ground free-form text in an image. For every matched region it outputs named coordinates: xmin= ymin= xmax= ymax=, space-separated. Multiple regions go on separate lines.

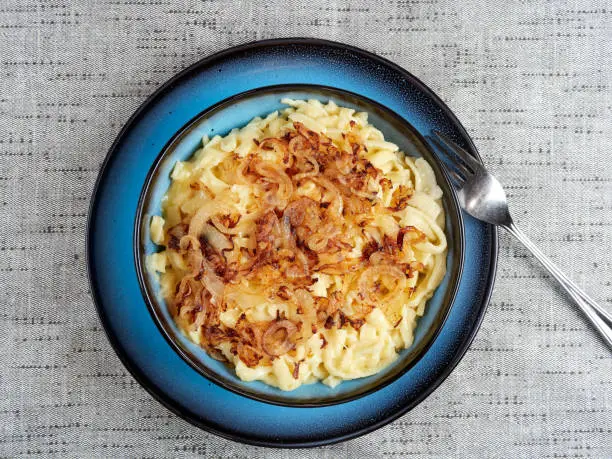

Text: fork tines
xmin=426 ymin=131 xmax=483 ymax=185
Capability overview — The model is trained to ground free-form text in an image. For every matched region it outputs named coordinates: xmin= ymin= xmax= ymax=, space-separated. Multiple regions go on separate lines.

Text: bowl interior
xmin=135 ymin=85 xmax=464 ymax=406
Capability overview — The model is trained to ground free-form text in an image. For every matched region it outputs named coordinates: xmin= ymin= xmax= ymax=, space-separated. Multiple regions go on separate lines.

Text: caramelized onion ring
xmin=201 ymin=267 xmax=225 ymax=300
xmin=259 ymin=138 xmax=291 ymax=165
xmin=201 ymin=222 xmax=232 ymax=252
xmin=253 ymin=161 xmax=293 ymax=202
xmin=288 ymin=134 xmax=313 ymax=156
xmin=262 ymin=320 xmax=298 ymax=356
xmin=358 ymin=264 xmax=406 ymax=303
xmin=188 ymin=203 xmax=215 ymax=238
xmin=293 ymin=151 xmax=320 ymax=181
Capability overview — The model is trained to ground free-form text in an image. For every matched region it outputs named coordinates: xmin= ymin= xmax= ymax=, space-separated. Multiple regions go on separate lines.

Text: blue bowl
xmin=135 ymin=85 xmax=465 ymax=407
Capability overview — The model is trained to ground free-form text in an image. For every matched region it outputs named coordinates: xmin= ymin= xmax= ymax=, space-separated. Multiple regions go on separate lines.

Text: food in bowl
xmin=146 ymin=99 xmax=448 ymax=391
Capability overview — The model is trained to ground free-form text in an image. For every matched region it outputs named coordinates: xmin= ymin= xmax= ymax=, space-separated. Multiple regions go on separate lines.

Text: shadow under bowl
xmin=134 ymin=84 xmax=464 ymax=407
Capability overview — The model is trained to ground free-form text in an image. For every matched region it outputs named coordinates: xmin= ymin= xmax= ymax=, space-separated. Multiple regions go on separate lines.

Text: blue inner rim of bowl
xmin=137 ymin=86 xmax=462 ymax=406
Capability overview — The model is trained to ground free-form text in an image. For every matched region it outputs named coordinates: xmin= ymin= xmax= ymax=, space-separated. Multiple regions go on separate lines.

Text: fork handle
xmin=504 ymin=222 xmax=612 ymax=348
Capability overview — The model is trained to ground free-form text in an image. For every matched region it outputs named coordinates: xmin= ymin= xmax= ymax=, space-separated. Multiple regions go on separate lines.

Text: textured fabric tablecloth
xmin=1 ymin=1 xmax=611 ymax=457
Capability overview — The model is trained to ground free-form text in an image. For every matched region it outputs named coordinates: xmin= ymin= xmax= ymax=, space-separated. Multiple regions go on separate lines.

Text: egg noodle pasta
xmin=146 ymin=99 xmax=447 ymax=390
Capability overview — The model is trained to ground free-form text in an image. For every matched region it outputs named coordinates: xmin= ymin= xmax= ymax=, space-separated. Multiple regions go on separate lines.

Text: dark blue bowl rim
xmin=86 ymin=37 xmax=499 ymax=448
xmin=133 ymin=83 xmax=465 ymax=408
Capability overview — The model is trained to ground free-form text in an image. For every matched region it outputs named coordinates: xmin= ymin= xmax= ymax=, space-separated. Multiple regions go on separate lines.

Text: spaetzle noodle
xmin=146 ymin=99 xmax=447 ymax=390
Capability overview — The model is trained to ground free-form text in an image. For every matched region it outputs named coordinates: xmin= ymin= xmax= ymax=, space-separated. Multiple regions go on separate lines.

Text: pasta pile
xmin=147 ymin=99 xmax=447 ymax=390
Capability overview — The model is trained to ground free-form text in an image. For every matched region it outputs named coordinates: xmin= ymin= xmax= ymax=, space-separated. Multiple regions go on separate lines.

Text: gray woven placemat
xmin=1 ymin=1 xmax=610 ymax=457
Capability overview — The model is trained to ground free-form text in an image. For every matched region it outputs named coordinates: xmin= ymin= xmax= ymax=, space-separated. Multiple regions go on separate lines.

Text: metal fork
xmin=428 ymin=130 xmax=612 ymax=349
